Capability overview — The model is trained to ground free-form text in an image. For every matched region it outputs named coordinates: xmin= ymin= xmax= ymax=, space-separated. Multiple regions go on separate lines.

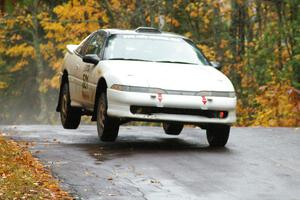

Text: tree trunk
xmin=230 ymin=0 xmax=246 ymax=58
xmin=32 ymin=0 xmax=48 ymax=123
xmin=275 ymin=1 xmax=283 ymax=70
xmin=102 ymin=0 xmax=116 ymax=27
xmin=213 ymin=4 xmax=222 ymax=61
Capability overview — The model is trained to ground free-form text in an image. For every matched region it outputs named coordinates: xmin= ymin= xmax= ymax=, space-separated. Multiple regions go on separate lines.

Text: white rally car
xmin=56 ymin=27 xmax=236 ymax=146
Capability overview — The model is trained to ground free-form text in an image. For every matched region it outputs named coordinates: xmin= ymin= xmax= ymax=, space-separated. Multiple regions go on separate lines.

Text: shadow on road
xmin=68 ymin=137 xmax=232 ymax=162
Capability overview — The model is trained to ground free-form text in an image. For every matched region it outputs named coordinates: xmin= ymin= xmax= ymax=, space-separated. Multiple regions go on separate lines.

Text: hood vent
xmin=135 ymin=27 xmax=161 ymax=34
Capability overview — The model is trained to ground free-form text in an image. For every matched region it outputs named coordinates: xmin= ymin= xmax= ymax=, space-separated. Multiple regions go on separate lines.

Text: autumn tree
xmin=0 ymin=0 xmax=54 ymax=123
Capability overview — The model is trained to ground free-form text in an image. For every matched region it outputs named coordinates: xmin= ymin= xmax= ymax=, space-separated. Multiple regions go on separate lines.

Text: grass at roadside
xmin=0 ymin=134 xmax=72 ymax=199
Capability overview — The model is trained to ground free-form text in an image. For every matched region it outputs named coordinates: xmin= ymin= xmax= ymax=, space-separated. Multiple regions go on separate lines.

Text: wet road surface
xmin=1 ymin=125 xmax=300 ymax=200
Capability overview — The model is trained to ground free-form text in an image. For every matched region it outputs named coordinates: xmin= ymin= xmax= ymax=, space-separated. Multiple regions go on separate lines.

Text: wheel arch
xmin=92 ymin=77 xmax=108 ymax=121
xmin=56 ymin=70 xmax=69 ymax=112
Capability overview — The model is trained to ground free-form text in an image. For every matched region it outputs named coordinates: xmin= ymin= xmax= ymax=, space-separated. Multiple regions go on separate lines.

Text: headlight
xmin=111 ymin=84 xmax=235 ymax=97
xmin=111 ymin=84 xmax=166 ymax=94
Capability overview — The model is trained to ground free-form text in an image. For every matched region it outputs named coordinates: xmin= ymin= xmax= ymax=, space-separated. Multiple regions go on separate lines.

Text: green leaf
xmin=4 ymin=1 xmax=14 ymax=14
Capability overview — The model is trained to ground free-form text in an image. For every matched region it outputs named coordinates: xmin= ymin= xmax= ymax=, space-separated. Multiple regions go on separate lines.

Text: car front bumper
xmin=107 ymin=89 xmax=237 ymax=125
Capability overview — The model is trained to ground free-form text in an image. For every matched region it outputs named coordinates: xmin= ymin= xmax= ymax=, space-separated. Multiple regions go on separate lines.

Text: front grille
xmin=130 ymin=106 xmax=228 ymax=119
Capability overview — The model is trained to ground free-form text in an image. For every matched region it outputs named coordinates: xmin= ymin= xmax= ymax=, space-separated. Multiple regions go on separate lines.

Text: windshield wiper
xmin=155 ymin=60 xmax=197 ymax=65
xmin=107 ymin=58 xmax=152 ymax=62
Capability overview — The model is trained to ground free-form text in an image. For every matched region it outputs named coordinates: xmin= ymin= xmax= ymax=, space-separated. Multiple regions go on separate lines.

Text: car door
xmin=86 ymin=32 xmax=107 ymax=109
xmin=80 ymin=32 xmax=106 ymax=108
xmin=67 ymin=34 xmax=93 ymax=105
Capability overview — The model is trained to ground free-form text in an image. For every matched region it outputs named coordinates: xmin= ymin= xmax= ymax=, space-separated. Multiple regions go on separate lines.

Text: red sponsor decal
xmin=157 ymin=93 xmax=163 ymax=102
xmin=220 ymin=111 xmax=224 ymax=118
xmin=202 ymin=96 xmax=207 ymax=105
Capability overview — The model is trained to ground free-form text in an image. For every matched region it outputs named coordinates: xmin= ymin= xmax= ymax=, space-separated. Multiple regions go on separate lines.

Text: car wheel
xmin=206 ymin=124 xmax=230 ymax=147
xmin=162 ymin=122 xmax=184 ymax=135
xmin=60 ymin=83 xmax=81 ymax=129
xmin=97 ymin=92 xmax=119 ymax=142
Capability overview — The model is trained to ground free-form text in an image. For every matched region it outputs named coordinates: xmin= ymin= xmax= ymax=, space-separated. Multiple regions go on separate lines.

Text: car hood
xmin=101 ymin=60 xmax=235 ymax=92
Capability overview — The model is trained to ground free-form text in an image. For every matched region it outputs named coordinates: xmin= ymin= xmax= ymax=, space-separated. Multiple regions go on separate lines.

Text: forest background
xmin=0 ymin=0 xmax=299 ymax=126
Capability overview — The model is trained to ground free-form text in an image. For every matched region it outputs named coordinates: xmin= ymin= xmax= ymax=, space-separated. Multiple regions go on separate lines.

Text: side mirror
xmin=210 ymin=61 xmax=221 ymax=69
xmin=83 ymin=54 xmax=100 ymax=65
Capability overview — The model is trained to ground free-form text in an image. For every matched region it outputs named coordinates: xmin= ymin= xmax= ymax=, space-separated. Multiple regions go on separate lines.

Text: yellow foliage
xmin=45 ymin=0 xmax=107 ymax=44
xmin=52 ymin=60 xmax=63 ymax=71
xmin=185 ymin=32 xmax=193 ymax=38
xmin=6 ymin=44 xmax=35 ymax=58
xmin=281 ymin=49 xmax=290 ymax=61
xmin=5 ymin=18 xmax=15 ymax=29
xmin=39 ymin=79 xmax=51 ymax=93
xmin=190 ymin=11 xmax=198 ymax=18
xmin=50 ymin=75 xmax=60 ymax=89
xmin=111 ymin=0 xmax=121 ymax=10
xmin=0 ymin=136 xmax=72 ymax=199
xmin=253 ymin=80 xmax=299 ymax=126
xmin=219 ymin=39 xmax=229 ymax=49
xmin=146 ymin=15 xmax=151 ymax=23
xmin=213 ymin=1 xmax=219 ymax=8
xmin=10 ymin=34 xmax=22 ymax=41
xmin=9 ymin=60 xmax=29 ymax=72
xmin=197 ymin=44 xmax=216 ymax=60
xmin=39 ymin=0 xmax=111 ymax=91
xmin=203 ymin=16 xmax=210 ymax=25
xmin=165 ymin=16 xmax=180 ymax=27
xmin=219 ymin=1 xmax=231 ymax=21
xmin=0 ymin=81 xmax=8 ymax=89
xmin=102 ymin=14 xmax=109 ymax=24
xmin=236 ymin=0 xmax=244 ymax=5
xmin=224 ymin=50 xmax=233 ymax=59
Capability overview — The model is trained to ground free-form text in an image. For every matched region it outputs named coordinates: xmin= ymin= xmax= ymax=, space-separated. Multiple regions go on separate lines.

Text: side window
xmin=76 ymin=44 xmax=86 ymax=56
xmin=76 ymin=34 xmax=94 ymax=56
xmin=84 ymin=33 xmax=106 ymax=56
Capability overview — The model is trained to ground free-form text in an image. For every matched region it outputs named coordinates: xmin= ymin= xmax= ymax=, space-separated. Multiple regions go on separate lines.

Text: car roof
xmin=100 ymin=27 xmax=187 ymax=39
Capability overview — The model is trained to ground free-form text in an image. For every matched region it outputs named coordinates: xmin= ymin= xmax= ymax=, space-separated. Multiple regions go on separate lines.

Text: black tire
xmin=60 ymin=83 xmax=81 ymax=129
xmin=206 ymin=124 xmax=230 ymax=147
xmin=162 ymin=122 xmax=184 ymax=135
xmin=97 ymin=92 xmax=119 ymax=142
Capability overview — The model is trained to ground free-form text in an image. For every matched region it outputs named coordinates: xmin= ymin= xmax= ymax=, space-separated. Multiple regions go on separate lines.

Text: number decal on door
xmin=82 ymin=71 xmax=89 ymax=100
xmin=82 ymin=73 xmax=89 ymax=89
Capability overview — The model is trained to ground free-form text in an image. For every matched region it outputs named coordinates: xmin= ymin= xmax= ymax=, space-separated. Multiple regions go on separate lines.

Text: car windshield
xmin=104 ymin=34 xmax=209 ymax=65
